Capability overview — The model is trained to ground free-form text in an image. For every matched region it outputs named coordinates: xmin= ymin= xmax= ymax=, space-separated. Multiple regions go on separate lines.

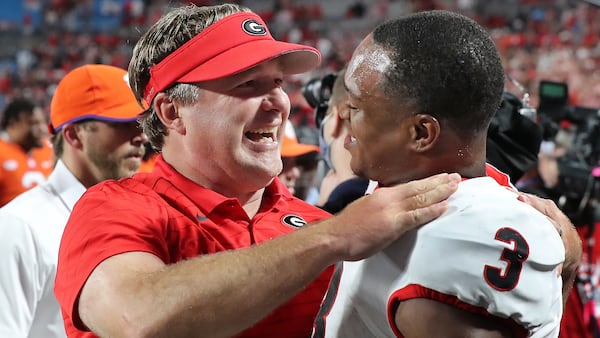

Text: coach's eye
xmin=238 ymin=80 xmax=255 ymax=88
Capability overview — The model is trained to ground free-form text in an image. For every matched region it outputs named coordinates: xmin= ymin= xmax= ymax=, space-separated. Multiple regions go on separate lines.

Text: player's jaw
xmin=343 ymin=132 xmax=366 ymax=178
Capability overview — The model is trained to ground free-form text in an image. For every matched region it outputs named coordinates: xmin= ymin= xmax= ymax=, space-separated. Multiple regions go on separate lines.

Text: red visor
xmin=143 ymin=12 xmax=321 ymax=104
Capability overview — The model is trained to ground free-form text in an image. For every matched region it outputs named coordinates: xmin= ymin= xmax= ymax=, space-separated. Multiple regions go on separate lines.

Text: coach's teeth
xmin=246 ymin=128 xmax=276 ymax=142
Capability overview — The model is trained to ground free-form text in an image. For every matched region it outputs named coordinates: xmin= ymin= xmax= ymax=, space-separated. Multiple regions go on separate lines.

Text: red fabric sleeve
xmin=388 ymin=284 xmax=529 ymax=338
xmin=54 ymin=179 xmax=169 ymax=330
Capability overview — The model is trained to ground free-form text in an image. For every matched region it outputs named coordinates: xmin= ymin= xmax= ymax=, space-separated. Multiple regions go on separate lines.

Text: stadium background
xmin=0 ymin=0 xmax=598 ymax=126
xmin=1 ymin=1 xmax=600 ymax=337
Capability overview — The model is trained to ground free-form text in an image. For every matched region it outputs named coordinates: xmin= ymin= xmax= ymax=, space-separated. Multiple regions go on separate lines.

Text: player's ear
xmin=154 ymin=92 xmax=185 ymax=135
xmin=409 ymin=114 xmax=439 ymax=152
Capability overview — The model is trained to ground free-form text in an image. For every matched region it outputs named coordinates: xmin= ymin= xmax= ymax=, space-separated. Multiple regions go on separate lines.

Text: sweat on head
xmin=340 ymin=10 xmax=505 ymax=187
xmin=369 ymin=11 xmax=505 ymax=134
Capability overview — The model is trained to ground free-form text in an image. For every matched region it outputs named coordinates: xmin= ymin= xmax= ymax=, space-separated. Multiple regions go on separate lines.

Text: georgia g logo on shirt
xmin=282 ymin=214 xmax=307 ymax=228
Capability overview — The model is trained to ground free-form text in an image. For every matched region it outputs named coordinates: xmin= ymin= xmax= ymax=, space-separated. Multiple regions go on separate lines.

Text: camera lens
xmin=301 ymin=78 xmax=324 ymax=109
xmin=301 ymin=73 xmax=338 ymax=128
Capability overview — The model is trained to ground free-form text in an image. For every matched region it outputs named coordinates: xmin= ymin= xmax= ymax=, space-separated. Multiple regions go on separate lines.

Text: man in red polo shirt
xmin=53 ymin=4 xmax=462 ymax=338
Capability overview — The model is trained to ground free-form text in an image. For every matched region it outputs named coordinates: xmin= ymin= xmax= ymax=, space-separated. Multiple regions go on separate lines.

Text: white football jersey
xmin=313 ymin=176 xmax=564 ymax=338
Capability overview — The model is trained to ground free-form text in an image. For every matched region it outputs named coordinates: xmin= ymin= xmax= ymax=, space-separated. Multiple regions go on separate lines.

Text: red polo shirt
xmin=55 ymin=155 xmax=334 ymax=337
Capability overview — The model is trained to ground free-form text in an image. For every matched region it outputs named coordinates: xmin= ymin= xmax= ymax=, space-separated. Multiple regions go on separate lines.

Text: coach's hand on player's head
xmin=313 ymin=173 xmax=460 ymax=262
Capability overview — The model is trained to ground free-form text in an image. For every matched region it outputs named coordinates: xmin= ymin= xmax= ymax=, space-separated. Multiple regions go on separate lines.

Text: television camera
xmin=538 ymin=80 xmax=600 ymax=225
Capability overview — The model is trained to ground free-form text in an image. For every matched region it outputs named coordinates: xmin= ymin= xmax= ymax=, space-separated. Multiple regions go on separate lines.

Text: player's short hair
xmin=373 ymin=10 xmax=505 ymax=139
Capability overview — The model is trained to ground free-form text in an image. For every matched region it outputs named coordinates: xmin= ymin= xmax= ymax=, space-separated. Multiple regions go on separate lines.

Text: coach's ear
xmin=62 ymin=123 xmax=84 ymax=149
xmin=154 ymin=92 xmax=185 ymax=135
xmin=409 ymin=114 xmax=440 ymax=152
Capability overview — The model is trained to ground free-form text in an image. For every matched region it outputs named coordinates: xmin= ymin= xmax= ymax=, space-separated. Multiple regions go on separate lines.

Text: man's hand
xmin=319 ymin=173 xmax=461 ymax=262
xmin=518 ymin=192 xmax=583 ymax=308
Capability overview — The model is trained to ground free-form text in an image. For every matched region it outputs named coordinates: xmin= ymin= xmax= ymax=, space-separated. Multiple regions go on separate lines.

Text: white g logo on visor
xmin=242 ymin=19 xmax=267 ymax=36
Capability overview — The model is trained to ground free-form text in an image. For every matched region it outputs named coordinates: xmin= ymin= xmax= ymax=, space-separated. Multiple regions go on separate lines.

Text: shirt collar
xmin=45 ymin=159 xmax=87 ymax=210
xmin=484 ymin=163 xmax=514 ymax=188
xmin=151 ymin=155 xmax=292 ymax=214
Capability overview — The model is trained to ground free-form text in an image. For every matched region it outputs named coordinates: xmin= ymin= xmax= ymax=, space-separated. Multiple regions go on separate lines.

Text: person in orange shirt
xmin=0 ymin=98 xmax=53 ymax=206
xmin=137 ymin=142 xmax=159 ymax=173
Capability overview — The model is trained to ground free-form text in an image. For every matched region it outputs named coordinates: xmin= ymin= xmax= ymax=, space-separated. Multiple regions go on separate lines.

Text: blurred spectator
xmin=313 ymin=68 xmax=369 ymax=214
xmin=0 ymin=97 xmax=53 ymax=206
xmin=0 ymin=0 xmax=597 ymax=334
xmin=346 ymin=1 xmax=367 ymax=18
xmin=279 ymin=121 xmax=319 ymax=200
xmin=137 ymin=142 xmax=159 ymax=173
xmin=0 ymin=0 xmax=598 ymax=126
xmin=0 ymin=63 xmax=147 ymax=338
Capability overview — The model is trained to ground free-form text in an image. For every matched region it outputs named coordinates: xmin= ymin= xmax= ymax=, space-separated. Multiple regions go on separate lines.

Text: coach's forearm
xmin=97 ymin=220 xmax=339 ymax=338
xmin=82 ymin=173 xmax=458 ymax=338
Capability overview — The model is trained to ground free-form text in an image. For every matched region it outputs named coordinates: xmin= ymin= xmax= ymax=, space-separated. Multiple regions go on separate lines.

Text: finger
xmin=387 ymin=173 xmax=461 ymax=200
xmin=518 ymin=193 xmax=566 ymax=236
xmin=517 ymin=192 xmax=555 ymax=212
xmin=401 ymin=200 xmax=450 ymax=230
xmin=520 ymin=193 xmax=568 ymax=222
xmin=544 ymin=217 xmax=563 ymax=237
xmin=516 ymin=192 xmax=534 ymax=205
xmin=402 ymin=173 xmax=461 ymax=207
xmin=391 ymin=175 xmax=460 ymax=232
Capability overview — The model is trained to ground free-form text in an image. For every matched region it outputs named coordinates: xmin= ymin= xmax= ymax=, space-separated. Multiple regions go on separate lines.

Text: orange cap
xmin=49 ymin=64 xmax=147 ymax=134
xmin=281 ymin=122 xmax=319 ymax=157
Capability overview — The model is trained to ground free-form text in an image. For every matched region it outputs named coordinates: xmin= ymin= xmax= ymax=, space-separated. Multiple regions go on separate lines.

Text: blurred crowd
xmin=0 ymin=1 xmax=599 ymax=337
xmin=0 ymin=0 xmax=599 ymax=125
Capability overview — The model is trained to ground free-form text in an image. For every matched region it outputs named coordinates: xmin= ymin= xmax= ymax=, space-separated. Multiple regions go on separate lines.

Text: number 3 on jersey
xmin=484 ymin=227 xmax=530 ymax=291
